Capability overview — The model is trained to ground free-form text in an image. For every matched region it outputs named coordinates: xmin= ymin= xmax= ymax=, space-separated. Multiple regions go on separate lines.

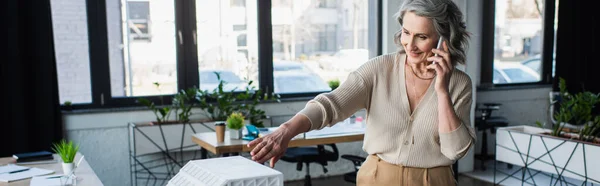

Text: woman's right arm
xmin=248 ymin=67 xmax=375 ymax=167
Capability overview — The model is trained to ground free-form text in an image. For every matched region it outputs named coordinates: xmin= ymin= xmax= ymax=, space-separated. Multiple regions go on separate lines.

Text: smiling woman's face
xmin=400 ymin=11 xmax=440 ymax=65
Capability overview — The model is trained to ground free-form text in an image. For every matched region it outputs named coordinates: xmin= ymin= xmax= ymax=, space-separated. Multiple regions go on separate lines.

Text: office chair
xmin=340 ymin=155 xmax=365 ymax=183
xmin=474 ymin=102 xmax=510 ymax=170
xmin=280 ymin=144 xmax=339 ymax=186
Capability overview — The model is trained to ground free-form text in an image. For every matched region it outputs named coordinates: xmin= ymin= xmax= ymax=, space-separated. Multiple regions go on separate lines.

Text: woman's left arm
xmin=428 ymin=42 xmax=476 ymax=160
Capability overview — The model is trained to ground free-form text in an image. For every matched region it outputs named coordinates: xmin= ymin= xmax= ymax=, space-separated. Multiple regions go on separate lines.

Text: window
xmin=237 ymin=34 xmax=247 ymax=47
xmin=483 ymin=0 xmax=557 ymax=86
xmin=272 ymin=0 xmax=376 ymax=94
xmin=62 ymin=0 xmax=380 ymax=109
xmin=317 ymin=0 xmax=337 ymax=8
xmin=230 ymin=0 xmax=245 ymax=7
xmin=127 ymin=1 xmax=151 ymax=41
xmin=109 ymin=0 xmax=178 ymax=97
xmin=315 ymin=24 xmax=337 ymax=52
xmin=51 ymin=0 xmax=93 ymax=104
xmin=196 ymin=0 xmax=258 ymax=92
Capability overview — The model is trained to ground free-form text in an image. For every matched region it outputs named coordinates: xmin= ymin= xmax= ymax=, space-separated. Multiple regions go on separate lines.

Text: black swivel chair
xmin=280 ymin=144 xmax=339 ymax=186
xmin=340 ymin=155 xmax=366 ymax=183
xmin=474 ymin=103 xmax=510 ymax=170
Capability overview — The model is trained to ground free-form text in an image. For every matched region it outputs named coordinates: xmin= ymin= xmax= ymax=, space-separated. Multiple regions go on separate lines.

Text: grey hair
xmin=394 ymin=0 xmax=469 ymax=66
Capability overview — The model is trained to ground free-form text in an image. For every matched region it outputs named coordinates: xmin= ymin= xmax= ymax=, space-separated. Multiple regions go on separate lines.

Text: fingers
xmin=247 ymin=137 xmax=263 ymax=148
xmin=432 ymin=41 xmax=452 ymax=69
xmin=427 ymin=56 xmax=447 ymax=72
xmin=250 ymin=140 xmax=266 ymax=156
xmin=269 ymin=150 xmax=285 ymax=168
xmin=426 ymin=62 xmax=443 ymax=75
xmin=442 ymin=40 xmax=449 ymax=52
xmin=254 ymin=144 xmax=276 ymax=163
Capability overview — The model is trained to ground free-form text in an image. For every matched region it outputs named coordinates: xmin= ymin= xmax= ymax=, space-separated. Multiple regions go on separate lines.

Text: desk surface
xmin=192 ymin=125 xmax=365 ymax=154
xmin=0 ymin=153 xmax=103 ymax=186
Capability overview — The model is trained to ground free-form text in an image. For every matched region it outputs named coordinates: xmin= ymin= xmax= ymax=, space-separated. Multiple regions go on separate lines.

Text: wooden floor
xmin=284 ymin=174 xmax=495 ymax=186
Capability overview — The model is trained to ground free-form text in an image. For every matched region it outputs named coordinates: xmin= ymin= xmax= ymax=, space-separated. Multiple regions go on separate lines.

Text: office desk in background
xmin=0 ymin=153 xmax=103 ymax=186
xmin=191 ymin=124 xmax=365 ymax=158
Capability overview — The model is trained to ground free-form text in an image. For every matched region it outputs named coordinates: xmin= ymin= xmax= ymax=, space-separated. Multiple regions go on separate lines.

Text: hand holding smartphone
xmin=432 ymin=37 xmax=444 ymax=64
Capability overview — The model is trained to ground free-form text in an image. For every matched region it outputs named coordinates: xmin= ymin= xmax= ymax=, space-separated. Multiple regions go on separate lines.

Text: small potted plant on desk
xmin=227 ymin=112 xmax=245 ymax=139
xmin=52 ymin=139 xmax=79 ymax=175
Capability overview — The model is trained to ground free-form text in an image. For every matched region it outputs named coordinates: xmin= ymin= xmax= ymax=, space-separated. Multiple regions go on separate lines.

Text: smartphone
xmin=430 ymin=37 xmax=444 ymax=65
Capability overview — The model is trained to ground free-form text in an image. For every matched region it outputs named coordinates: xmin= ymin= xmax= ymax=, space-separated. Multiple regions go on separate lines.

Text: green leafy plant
xmin=551 ymin=77 xmax=600 ymax=141
xmin=196 ymin=72 xmax=239 ymax=121
xmin=236 ymin=81 xmax=280 ymax=128
xmin=63 ymin=101 xmax=72 ymax=107
xmin=52 ymin=139 xmax=79 ymax=163
xmin=172 ymin=87 xmax=197 ymax=123
xmin=226 ymin=112 xmax=245 ymax=130
xmin=137 ymin=82 xmax=172 ymax=124
xmin=328 ymin=79 xmax=340 ymax=90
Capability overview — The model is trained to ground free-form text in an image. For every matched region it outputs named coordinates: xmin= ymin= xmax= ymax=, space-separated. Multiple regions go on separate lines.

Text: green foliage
xmin=328 ymin=79 xmax=340 ymax=90
xmin=196 ymin=72 xmax=238 ymax=121
xmin=52 ymin=139 xmax=79 ymax=163
xmin=63 ymin=101 xmax=72 ymax=106
xmin=226 ymin=112 xmax=245 ymax=130
xmin=236 ymin=81 xmax=280 ymax=128
xmin=137 ymin=82 xmax=175 ymax=124
xmin=137 ymin=73 xmax=281 ymax=127
xmin=138 ymin=98 xmax=172 ymax=124
xmin=196 ymin=72 xmax=280 ymax=127
xmin=535 ymin=121 xmax=544 ymax=128
xmin=551 ymin=77 xmax=600 ymax=141
xmin=172 ymin=88 xmax=197 ymax=123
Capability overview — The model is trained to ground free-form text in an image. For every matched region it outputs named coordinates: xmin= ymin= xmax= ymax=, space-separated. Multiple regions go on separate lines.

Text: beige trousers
xmin=357 ymin=155 xmax=456 ymax=186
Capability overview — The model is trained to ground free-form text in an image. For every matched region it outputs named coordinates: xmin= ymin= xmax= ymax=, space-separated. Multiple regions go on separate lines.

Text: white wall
xmin=475 ymin=87 xmax=552 ymax=156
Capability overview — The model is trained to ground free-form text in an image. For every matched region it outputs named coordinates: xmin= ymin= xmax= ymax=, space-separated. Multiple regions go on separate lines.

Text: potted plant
xmin=137 ymin=82 xmax=173 ymax=125
xmin=172 ymin=87 xmax=197 ymax=123
xmin=196 ymin=72 xmax=279 ymax=127
xmin=52 ymin=139 xmax=79 ymax=175
xmin=196 ymin=72 xmax=238 ymax=123
xmin=62 ymin=101 xmax=73 ymax=111
xmin=227 ymin=112 xmax=245 ymax=139
xmin=495 ymin=78 xmax=600 ymax=184
xmin=236 ymin=82 xmax=280 ymax=128
xmin=328 ymin=79 xmax=340 ymax=90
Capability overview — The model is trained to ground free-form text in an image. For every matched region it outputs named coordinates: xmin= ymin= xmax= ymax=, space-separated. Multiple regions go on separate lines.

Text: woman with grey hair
xmin=248 ymin=0 xmax=474 ymax=185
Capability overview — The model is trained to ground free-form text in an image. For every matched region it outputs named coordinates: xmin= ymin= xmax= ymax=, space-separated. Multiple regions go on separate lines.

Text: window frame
xmin=68 ymin=0 xmax=382 ymax=110
xmin=479 ymin=0 xmax=556 ymax=89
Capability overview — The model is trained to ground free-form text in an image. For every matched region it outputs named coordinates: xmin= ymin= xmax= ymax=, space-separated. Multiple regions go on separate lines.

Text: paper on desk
xmin=30 ymin=175 xmax=75 ymax=186
xmin=0 ymin=165 xmax=29 ymax=174
xmin=0 ymin=167 xmax=54 ymax=182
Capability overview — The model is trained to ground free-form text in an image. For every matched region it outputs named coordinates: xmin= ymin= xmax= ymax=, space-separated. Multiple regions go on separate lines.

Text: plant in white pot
xmin=52 ymin=139 xmax=79 ymax=175
xmin=495 ymin=78 xmax=600 ymax=185
xmin=227 ymin=112 xmax=245 ymax=139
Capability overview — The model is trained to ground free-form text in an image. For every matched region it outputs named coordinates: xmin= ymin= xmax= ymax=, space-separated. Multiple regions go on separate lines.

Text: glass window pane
xmin=196 ymin=0 xmax=258 ymax=92
xmin=50 ymin=0 xmax=92 ymax=104
xmin=493 ymin=0 xmax=544 ymax=84
xmin=108 ymin=0 xmax=178 ymax=97
xmin=272 ymin=0 xmax=373 ymax=94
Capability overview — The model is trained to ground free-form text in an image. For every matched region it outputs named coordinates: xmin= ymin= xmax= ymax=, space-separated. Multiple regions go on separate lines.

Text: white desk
xmin=0 ymin=153 xmax=103 ymax=186
xmin=192 ymin=123 xmax=365 ymax=156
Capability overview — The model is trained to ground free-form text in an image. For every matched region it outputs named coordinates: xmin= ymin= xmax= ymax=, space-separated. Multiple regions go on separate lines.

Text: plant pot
xmin=62 ymin=162 xmax=74 ymax=175
xmin=496 ymin=125 xmax=600 ymax=184
xmin=230 ymin=129 xmax=243 ymax=140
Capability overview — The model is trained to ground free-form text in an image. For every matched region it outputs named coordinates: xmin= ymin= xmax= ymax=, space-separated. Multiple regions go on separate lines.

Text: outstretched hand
xmin=247 ymin=126 xmax=292 ymax=168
